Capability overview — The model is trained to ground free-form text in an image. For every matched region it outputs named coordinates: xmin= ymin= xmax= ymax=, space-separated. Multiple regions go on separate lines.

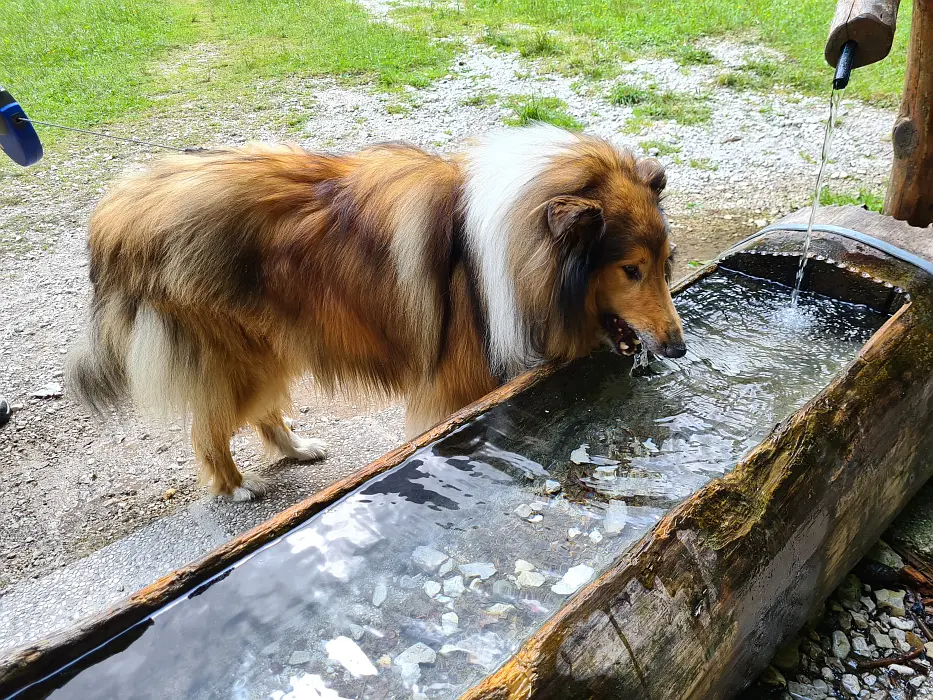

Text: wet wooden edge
xmin=460 ymin=224 xmax=933 ymax=698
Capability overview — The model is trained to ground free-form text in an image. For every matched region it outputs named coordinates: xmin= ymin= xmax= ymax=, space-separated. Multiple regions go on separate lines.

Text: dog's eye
xmin=622 ymin=265 xmax=641 ymax=281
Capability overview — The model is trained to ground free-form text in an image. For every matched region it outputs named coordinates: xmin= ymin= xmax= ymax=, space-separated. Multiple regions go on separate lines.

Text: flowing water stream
xmin=32 ymin=269 xmax=889 ymax=700
xmin=791 ymin=89 xmax=844 ymax=307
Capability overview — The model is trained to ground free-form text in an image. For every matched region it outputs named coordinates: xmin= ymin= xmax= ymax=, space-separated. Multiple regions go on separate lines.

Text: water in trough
xmin=37 ymin=269 xmax=889 ymax=700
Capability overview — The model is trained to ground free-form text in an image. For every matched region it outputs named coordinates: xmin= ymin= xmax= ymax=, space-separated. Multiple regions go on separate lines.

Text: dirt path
xmin=0 ymin=31 xmax=899 ymax=652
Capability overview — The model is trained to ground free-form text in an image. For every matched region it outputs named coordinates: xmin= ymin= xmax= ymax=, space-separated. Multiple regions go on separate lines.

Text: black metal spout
xmin=833 ymin=40 xmax=858 ymax=90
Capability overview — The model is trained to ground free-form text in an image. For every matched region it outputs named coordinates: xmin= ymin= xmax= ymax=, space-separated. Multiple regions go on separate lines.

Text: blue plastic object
xmin=0 ymin=88 xmax=43 ymax=166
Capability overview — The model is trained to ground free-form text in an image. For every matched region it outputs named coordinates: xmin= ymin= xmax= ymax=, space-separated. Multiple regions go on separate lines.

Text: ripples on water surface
xmin=43 ymin=271 xmax=888 ymax=700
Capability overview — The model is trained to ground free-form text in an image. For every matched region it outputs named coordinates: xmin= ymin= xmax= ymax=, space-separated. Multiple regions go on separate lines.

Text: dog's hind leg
xmin=192 ymin=415 xmax=267 ymax=502
xmin=256 ymin=412 xmax=328 ymax=462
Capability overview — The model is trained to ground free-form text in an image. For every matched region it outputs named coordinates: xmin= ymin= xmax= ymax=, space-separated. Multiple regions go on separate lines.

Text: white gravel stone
xmin=371 ymin=583 xmax=387 ymax=608
xmin=411 ymin=546 xmax=449 ymax=574
xmin=889 ymin=616 xmax=914 ymax=631
xmin=514 ymin=560 xmax=535 ymax=573
xmin=325 ymin=636 xmax=378 ymax=678
xmin=551 ymin=565 xmax=595 ymax=595
xmin=851 ymin=635 xmax=871 ymax=657
xmin=873 ymin=589 xmax=906 ymax=617
xmin=603 ymin=500 xmax=628 ymax=535
xmin=394 ymin=642 xmax=436 ymax=666
xmin=841 ymin=674 xmax=860 ymax=696
xmin=459 ymin=562 xmax=496 ymax=580
xmin=870 ymin=629 xmax=894 ymax=649
xmin=589 ymin=530 xmax=604 ymax=544
xmin=517 ymin=570 xmax=546 ymax=588
xmin=288 ymin=650 xmax=313 ymax=666
xmin=485 ymin=603 xmax=515 ymax=616
xmin=514 ymin=504 xmax=533 ymax=519
xmin=889 ymin=664 xmax=915 ymax=676
xmin=443 ymin=575 xmax=465 ymax=597
xmin=832 ymin=630 xmax=850 ymax=659
xmin=423 ymin=580 xmax=441 ymax=598
xmin=567 ymin=528 xmax=582 ymax=539
xmin=543 ymin=479 xmax=561 ymax=494
xmin=441 ymin=612 xmax=459 ymax=635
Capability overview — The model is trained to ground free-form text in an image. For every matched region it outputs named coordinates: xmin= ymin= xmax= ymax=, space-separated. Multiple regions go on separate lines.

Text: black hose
xmin=833 ymin=40 xmax=858 ymax=90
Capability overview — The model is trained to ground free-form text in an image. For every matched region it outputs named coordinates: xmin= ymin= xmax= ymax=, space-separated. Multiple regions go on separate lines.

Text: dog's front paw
xmin=231 ymin=472 xmax=268 ymax=502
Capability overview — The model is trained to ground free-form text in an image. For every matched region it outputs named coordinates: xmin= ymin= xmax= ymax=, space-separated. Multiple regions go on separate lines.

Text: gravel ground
xmin=0 ymin=18 xmax=904 ymax=659
xmin=745 ymin=543 xmax=933 ymax=700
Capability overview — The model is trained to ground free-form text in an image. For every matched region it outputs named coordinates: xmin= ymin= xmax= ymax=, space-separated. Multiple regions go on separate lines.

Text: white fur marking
xmin=462 ymin=125 xmax=579 ymax=376
xmin=390 ymin=188 xmax=441 ymax=353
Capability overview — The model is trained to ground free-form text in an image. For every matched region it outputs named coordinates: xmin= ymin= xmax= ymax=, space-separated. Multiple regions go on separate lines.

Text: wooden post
xmin=826 ymin=0 xmax=901 ymax=68
xmin=884 ymin=0 xmax=933 ymax=227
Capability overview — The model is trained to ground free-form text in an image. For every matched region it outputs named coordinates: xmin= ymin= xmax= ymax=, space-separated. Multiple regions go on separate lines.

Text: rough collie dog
xmin=67 ymin=125 xmax=685 ymax=500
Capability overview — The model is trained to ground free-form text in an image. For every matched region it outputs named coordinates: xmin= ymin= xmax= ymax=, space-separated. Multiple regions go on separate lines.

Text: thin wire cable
xmin=14 ymin=116 xmax=201 ymax=152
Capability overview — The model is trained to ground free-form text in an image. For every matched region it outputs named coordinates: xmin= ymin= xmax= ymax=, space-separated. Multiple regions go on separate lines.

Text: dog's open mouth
xmin=602 ymin=314 xmax=641 ymax=356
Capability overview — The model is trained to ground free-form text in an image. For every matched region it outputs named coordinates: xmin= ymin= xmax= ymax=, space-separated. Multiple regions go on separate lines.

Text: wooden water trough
xmin=2 ymin=206 xmax=933 ymax=700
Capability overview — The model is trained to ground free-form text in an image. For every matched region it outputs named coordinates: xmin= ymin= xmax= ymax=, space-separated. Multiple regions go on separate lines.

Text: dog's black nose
xmin=661 ymin=342 xmax=687 ymax=358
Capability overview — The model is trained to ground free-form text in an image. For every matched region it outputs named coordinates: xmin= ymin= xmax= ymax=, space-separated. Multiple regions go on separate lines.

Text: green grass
xmin=461 ymin=91 xmax=498 ymax=107
xmin=631 ymin=91 xmax=712 ymax=125
xmin=819 ymin=187 xmax=885 ymax=212
xmin=0 ymin=0 xmax=200 ymax=127
xmin=609 ymin=84 xmax=652 ymax=106
xmin=672 ymin=44 xmax=717 ymax=66
xmin=517 ymin=30 xmax=564 ymax=57
xmin=209 ymin=0 xmax=455 ymax=91
xmin=689 ymin=157 xmax=718 ymax=171
xmin=2 ymin=0 xmax=455 ymax=141
xmin=640 ymin=140 xmax=681 ymax=156
xmin=504 ymin=96 xmax=583 ymax=130
xmin=394 ymin=0 xmax=910 ymax=106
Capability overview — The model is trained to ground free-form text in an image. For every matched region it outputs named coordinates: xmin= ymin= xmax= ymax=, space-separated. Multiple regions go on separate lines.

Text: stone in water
xmin=514 ymin=560 xmax=535 ymax=573
xmin=485 ymin=603 xmax=515 ymax=616
xmin=603 ymin=500 xmax=628 ymax=535
xmin=371 ymin=583 xmax=387 ymax=608
xmin=441 ymin=612 xmax=459 ymax=635
xmin=517 ymin=570 xmax=546 ymax=588
xmin=325 ymin=636 xmax=377 ymax=678
xmin=443 ymin=575 xmax=465 ymax=597
xmin=551 ymin=565 xmax=595 ymax=595
xmin=459 ymin=562 xmax=496 ymax=580
xmin=543 ymin=479 xmax=561 ymax=494
xmin=287 ymin=650 xmax=312 ymax=666
xmin=514 ymin=504 xmax=533 ymax=519
xmin=394 ymin=642 xmax=437 ymax=666
xmin=411 ymin=546 xmax=448 ymax=573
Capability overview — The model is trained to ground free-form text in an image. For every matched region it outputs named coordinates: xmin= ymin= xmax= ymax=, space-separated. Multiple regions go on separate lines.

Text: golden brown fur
xmin=67 ymin=126 xmax=684 ymax=500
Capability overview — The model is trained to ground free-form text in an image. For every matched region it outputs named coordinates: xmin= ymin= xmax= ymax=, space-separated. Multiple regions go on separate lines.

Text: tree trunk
xmin=884 ymin=0 xmax=933 ymax=227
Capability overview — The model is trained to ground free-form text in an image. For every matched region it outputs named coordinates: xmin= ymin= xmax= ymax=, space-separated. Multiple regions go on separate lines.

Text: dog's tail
xmin=67 ymin=292 xmax=200 ymax=419
xmin=65 ymin=292 xmax=136 ymax=414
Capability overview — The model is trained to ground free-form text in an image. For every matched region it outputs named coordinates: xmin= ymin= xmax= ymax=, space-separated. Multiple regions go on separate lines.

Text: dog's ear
xmin=546 ymin=196 xmax=605 ymax=245
xmin=545 ymin=196 xmax=606 ymax=342
xmin=636 ymin=158 xmax=667 ymax=196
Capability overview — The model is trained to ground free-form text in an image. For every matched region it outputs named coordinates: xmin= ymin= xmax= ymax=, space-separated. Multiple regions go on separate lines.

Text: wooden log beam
xmin=826 ymin=0 xmax=901 ymax=68
xmin=884 ymin=0 xmax=933 ymax=227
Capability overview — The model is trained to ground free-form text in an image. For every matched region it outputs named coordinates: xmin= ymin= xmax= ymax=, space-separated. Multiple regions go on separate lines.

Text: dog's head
xmin=544 ymin=152 xmax=685 ymax=360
